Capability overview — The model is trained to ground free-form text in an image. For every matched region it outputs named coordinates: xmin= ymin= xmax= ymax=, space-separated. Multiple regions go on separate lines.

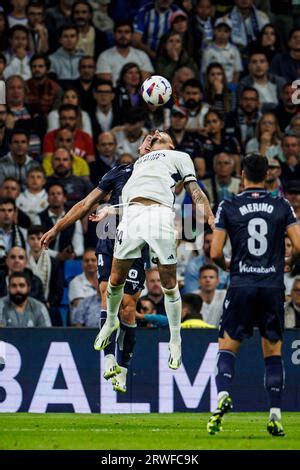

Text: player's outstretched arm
xmin=184 ymin=180 xmax=215 ymax=230
xmin=40 ymin=188 xmax=106 ymax=249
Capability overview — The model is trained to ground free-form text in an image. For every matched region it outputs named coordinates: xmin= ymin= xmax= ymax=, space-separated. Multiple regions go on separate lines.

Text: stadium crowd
xmin=0 ymin=0 xmax=299 ymax=329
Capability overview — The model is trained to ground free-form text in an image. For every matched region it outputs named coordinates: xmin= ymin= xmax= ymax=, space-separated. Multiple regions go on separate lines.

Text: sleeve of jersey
xmin=176 ymin=153 xmax=197 ymax=184
xmin=97 ymin=167 xmax=116 ymax=193
xmin=283 ymin=198 xmax=298 ymax=228
xmin=215 ymin=200 xmax=228 ymax=231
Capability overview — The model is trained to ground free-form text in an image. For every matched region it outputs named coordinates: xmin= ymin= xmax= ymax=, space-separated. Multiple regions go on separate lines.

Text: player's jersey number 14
xmin=247 ymin=218 xmax=268 ymax=256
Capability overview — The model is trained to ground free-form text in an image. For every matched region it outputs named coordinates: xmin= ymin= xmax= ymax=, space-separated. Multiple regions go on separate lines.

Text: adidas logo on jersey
xmin=167 ymin=254 xmax=175 ymax=260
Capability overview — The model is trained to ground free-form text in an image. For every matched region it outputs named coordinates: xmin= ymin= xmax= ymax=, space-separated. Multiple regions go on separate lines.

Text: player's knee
xmin=109 ymin=273 xmax=126 ymax=286
xmin=120 ymin=305 xmax=136 ymax=324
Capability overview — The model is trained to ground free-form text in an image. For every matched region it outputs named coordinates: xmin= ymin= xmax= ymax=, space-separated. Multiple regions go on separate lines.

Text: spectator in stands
xmin=0 ymin=129 xmax=39 ymax=189
xmin=181 ymin=78 xmax=210 ymax=135
xmin=0 ymin=272 xmax=51 ymax=327
xmin=0 ymin=104 xmax=12 ymax=158
xmin=246 ymin=111 xmax=282 ymax=160
xmin=202 ymin=152 xmax=240 ymax=208
xmin=91 ymin=131 xmax=118 ymax=183
xmin=144 ymin=267 xmax=166 ymax=315
xmin=194 ymin=264 xmax=227 ymax=327
xmin=181 ymin=293 xmax=215 ymax=328
xmin=45 ymin=149 xmax=93 ymax=209
xmin=280 ymin=135 xmax=300 ymax=185
xmin=3 ymin=25 xmax=32 ymax=80
xmin=26 ymin=224 xmax=64 ymax=325
xmin=167 ymin=105 xmax=202 ymax=160
xmin=270 ymin=28 xmax=300 ymax=82
xmin=285 ymin=114 xmax=300 ymax=137
xmin=133 ymin=1 xmax=180 ymax=59
xmin=46 ymin=0 xmax=74 ymax=36
xmin=16 ymin=167 xmax=48 ymax=222
xmin=238 ymin=50 xmax=286 ymax=111
xmin=201 ymin=20 xmax=243 ymax=84
xmin=90 ymin=79 xmax=120 ymax=137
xmin=285 ymin=180 xmax=300 ymax=221
xmin=111 ymin=107 xmax=148 ymax=159
xmin=275 ymin=82 xmax=299 ymax=133
xmin=196 ymin=109 xmax=241 ymax=178
xmin=26 ymin=54 xmax=63 ymax=116
xmin=167 ymin=9 xmax=195 ymax=58
xmin=96 ymin=20 xmax=153 ymax=86
xmin=43 ymin=103 xmax=95 ymax=163
xmin=7 ymin=0 xmax=28 ymax=27
xmin=26 ymin=1 xmax=49 ymax=54
xmin=284 ymin=233 xmax=295 ymax=297
xmin=0 ymin=10 xmax=10 ymax=51
xmin=71 ymin=291 xmax=101 ymax=327
xmin=1 ymin=246 xmax=46 ymax=303
xmin=71 ymin=0 xmax=108 ymax=60
xmin=0 ymin=177 xmax=31 ymax=229
xmin=189 ymin=0 xmax=215 ymax=67
xmin=0 ymin=53 xmax=7 ymax=81
xmin=5 ymin=75 xmax=46 ymax=157
xmin=136 ymin=296 xmax=168 ymax=328
xmin=156 ymin=31 xmax=198 ymax=83
xmin=47 ymin=87 xmax=92 ymax=136
xmin=285 ymin=277 xmax=300 ymax=328
xmin=68 ymin=248 xmax=98 ymax=309
xmin=35 ymin=182 xmax=84 ymax=259
xmin=0 ymin=198 xmax=26 ymax=268
xmin=265 ymin=157 xmax=284 ymax=197
xmin=203 ymin=63 xmax=235 ymax=114
xmin=222 ymin=0 xmax=269 ymax=51
xmin=49 ymin=25 xmax=85 ymax=85
xmin=226 ymin=86 xmax=261 ymax=152
xmin=43 ymin=127 xmax=90 ymax=179
xmin=171 ymin=66 xmax=196 ymax=103
xmin=183 ymin=229 xmax=229 ymax=293
xmin=73 ymin=55 xmax=98 ymax=112
xmin=250 ymin=23 xmax=283 ymax=65
xmin=115 ymin=62 xmax=144 ymax=115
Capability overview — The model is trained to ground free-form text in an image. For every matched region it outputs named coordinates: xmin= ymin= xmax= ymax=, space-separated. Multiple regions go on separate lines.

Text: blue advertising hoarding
xmin=0 ymin=328 xmax=299 ymax=413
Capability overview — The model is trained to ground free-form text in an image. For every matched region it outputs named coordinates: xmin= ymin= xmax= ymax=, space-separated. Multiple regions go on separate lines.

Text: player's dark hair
xmin=182 ymin=294 xmax=203 ymax=316
xmin=199 ymin=264 xmax=218 ymax=276
xmin=0 ymin=197 xmax=16 ymax=209
xmin=242 ymin=153 xmax=269 ymax=183
xmin=28 ymin=225 xmax=46 ymax=236
xmin=9 ymin=271 xmax=31 ymax=287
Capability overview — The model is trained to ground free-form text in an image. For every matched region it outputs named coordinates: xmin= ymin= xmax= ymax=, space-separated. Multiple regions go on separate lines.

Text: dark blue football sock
xmin=100 ymin=309 xmax=116 ymax=356
xmin=117 ymin=322 xmax=137 ymax=369
xmin=264 ymin=355 xmax=284 ymax=409
xmin=215 ymin=350 xmax=236 ymax=394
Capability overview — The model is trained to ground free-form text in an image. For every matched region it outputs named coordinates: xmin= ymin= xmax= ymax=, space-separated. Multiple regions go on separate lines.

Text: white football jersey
xmin=121 ymin=149 xmax=197 ymax=208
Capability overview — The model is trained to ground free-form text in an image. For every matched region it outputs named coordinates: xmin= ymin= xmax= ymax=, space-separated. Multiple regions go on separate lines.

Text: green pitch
xmin=0 ymin=413 xmax=299 ymax=450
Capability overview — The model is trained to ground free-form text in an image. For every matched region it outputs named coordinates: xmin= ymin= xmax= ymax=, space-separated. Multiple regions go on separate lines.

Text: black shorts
xmin=219 ymin=286 xmax=285 ymax=342
xmin=97 ymin=253 xmax=146 ymax=295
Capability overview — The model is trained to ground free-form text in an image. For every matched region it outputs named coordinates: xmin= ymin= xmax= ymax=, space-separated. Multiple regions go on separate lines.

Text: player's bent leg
xmin=262 ymin=338 xmax=285 ymax=437
xmin=94 ymin=258 xmax=134 ymax=351
xmin=159 ymin=263 xmax=182 ymax=370
xmin=113 ymin=292 xmax=139 ymax=393
xmin=207 ymin=334 xmax=240 ymax=435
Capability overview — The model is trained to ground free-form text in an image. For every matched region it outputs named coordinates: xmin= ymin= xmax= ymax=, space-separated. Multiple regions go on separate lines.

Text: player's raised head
xmin=242 ymin=153 xmax=269 ymax=184
xmin=150 ymin=130 xmax=175 ymax=151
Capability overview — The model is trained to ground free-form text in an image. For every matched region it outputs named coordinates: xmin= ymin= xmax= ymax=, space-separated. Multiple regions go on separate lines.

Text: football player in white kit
xmin=94 ymin=130 xmax=215 ymax=369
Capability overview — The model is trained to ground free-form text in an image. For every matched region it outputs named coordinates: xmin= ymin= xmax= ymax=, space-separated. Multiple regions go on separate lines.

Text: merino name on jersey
xmin=121 ymin=149 xmax=196 ymax=208
xmin=239 ymin=203 xmax=274 ymax=216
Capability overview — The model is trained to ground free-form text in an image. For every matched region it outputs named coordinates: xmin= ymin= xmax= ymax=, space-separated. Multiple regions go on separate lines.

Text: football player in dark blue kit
xmin=40 ymin=150 xmax=150 ymax=394
xmin=207 ymin=153 xmax=300 ymax=437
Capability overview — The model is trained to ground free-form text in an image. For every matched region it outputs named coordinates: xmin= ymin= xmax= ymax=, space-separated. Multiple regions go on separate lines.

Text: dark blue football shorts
xmin=219 ymin=286 xmax=285 ymax=342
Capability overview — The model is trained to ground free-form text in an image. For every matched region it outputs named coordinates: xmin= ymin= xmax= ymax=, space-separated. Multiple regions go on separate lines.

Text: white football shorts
xmin=113 ymin=204 xmax=177 ymax=265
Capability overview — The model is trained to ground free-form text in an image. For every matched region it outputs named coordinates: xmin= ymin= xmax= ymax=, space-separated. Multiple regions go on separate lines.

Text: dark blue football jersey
xmin=215 ymin=188 xmax=298 ymax=288
xmin=96 ymin=163 xmax=133 ymax=255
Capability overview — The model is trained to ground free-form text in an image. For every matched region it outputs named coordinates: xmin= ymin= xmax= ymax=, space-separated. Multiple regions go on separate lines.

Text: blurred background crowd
xmin=0 ymin=0 xmax=299 ymax=330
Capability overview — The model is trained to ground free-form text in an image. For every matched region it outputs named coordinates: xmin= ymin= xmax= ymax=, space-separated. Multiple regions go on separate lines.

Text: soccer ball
xmin=141 ymin=75 xmax=172 ymax=106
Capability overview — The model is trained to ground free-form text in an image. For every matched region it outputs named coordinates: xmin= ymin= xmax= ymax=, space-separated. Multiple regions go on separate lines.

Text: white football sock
xmin=106 ymin=279 xmax=125 ymax=327
xmin=162 ymin=284 xmax=182 ymax=345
